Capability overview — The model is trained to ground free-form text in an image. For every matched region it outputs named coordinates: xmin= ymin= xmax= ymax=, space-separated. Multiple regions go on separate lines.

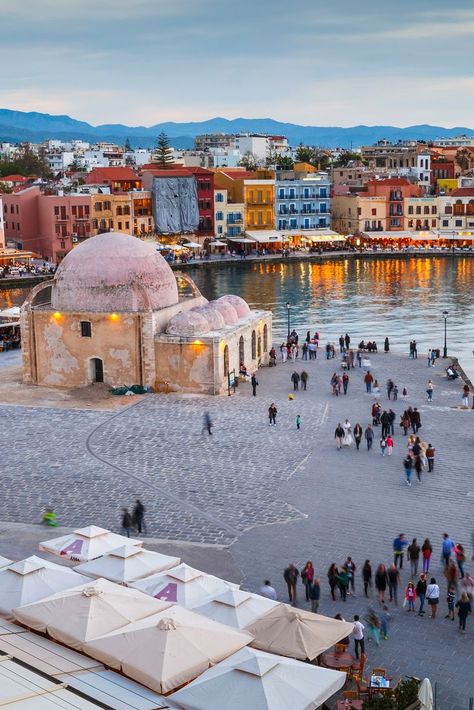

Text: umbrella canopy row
xmin=39 ymin=526 xmax=142 ymax=562
xmin=75 ymin=545 xmax=180 ymax=585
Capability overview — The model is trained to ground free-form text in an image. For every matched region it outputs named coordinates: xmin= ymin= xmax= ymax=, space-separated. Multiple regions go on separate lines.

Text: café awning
xmin=245 ymin=231 xmax=282 ymax=243
xmin=0 ymin=321 xmax=20 ymax=329
xmin=227 ymin=237 xmax=255 ymax=244
xmin=281 ymin=229 xmax=345 ymax=243
xmin=360 ymin=231 xmax=414 ymax=239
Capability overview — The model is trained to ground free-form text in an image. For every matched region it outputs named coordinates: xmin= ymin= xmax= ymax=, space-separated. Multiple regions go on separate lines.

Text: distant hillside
xmin=0 ymin=109 xmax=472 ymax=148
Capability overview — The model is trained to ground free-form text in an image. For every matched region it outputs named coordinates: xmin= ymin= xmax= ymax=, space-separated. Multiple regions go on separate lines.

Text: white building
xmin=47 ymin=151 xmax=75 ymax=173
xmin=235 ymin=135 xmax=268 ymax=164
xmin=125 ymin=149 xmax=151 ymax=166
xmin=78 ymin=151 xmax=109 ymax=170
xmin=212 ymin=148 xmax=242 ymax=168
xmin=435 ymin=135 xmax=474 ymax=147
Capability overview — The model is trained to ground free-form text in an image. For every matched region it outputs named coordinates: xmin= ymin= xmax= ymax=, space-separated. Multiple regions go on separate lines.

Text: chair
xmin=351 ymin=653 xmax=366 ymax=682
xmin=356 ymin=681 xmax=370 ymax=700
xmin=335 ymin=643 xmax=347 ymax=654
xmin=372 ymin=667 xmax=386 ymax=676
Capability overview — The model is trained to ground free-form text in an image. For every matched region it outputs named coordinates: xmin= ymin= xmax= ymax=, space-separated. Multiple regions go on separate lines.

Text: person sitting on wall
xmin=269 ymin=347 xmax=277 ymax=366
xmin=239 ymin=362 xmax=248 ymax=377
xmin=359 ymin=340 xmax=366 ymax=350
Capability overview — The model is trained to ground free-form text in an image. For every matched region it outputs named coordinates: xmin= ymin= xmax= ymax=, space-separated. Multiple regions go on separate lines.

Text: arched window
xmin=263 ymin=324 xmax=268 ymax=353
xmin=415 ymin=206 xmax=421 ymax=215
xmin=251 ymin=330 xmax=256 ymax=359
xmin=223 ymin=345 xmax=229 ymax=377
xmin=239 ymin=336 xmax=245 ymax=364
xmin=257 ymin=336 xmax=262 ymax=360
xmin=423 ymin=206 xmax=430 ymax=214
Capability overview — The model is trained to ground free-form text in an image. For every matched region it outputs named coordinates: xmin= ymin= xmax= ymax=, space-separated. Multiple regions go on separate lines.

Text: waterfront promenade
xmin=0 ymin=346 xmax=472 ymax=706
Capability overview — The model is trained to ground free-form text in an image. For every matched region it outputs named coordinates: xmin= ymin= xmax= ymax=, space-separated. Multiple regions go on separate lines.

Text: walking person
xmin=300 ymin=370 xmax=308 ymax=390
xmin=132 ymin=499 xmax=146 ymax=534
xmin=251 ymin=372 xmax=258 ymax=396
xmin=393 ymin=533 xmax=408 ymax=569
xmin=343 ymin=556 xmax=357 ymax=595
xmin=268 ymin=403 xmax=277 ymax=426
xmin=365 ymin=424 xmax=374 ymax=451
xmin=352 ymin=615 xmax=365 ymax=659
xmin=380 ymin=605 xmax=391 ymax=639
xmin=403 ymin=453 xmax=413 ymax=486
xmin=283 ymin=563 xmax=299 ymax=605
xmin=335 ymin=423 xmax=345 ymax=450
xmin=384 ymin=337 xmax=390 ymax=353
xmin=362 ymin=560 xmax=372 ymax=597
xmin=364 ymin=370 xmax=374 ymax=393
xmin=357 ymin=350 xmax=362 ymax=368
xmin=339 ymin=335 xmax=345 ymax=353
xmin=309 ymin=578 xmax=321 ymax=613
xmin=296 ymin=414 xmax=301 ymax=430
xmin=388 ymin=564 xmax=401 ymax=605
xmin=375 ymin=564 xmax=388 ymax=604
xmin=427 ymin=349 xmax=432 ymax=367
xmin=380 ymin=436 xmax=387 ymax=457
xmin=407 ymin=538 xmax=420 ymax=578
xmin=417 ymin=574 xmax=427 ymax=615
xmin=454 ymin=543 xmax=466 ymax=579
xmin=301 ymin=561 xmax=314 ymax=602
xmin=121 ymin=508 xmax=133 ymax=538
xmin=401 ymin=411 xmax=410 ymax=436
xmin=337 ymin=567 xmax=349 ymax=602
xmin=411 ymin=408 xmax=421 ymax=434
xmin=426 ymin=444 xmax=436 ymax=472
xmin=380 ymin=410 xmax=390 ymax=438
xmin=345 ymin=333 xmax=351 ymax=351
xmin=442 ymin=533 xmax=455 ymax=568
xmin=291 ymin=371 xmax=300 ymax=391
xmin=426 ymin=379 xmax=434 ymax=402
xmin=426 ymin=577 xmax=440 ymax=618
xmin=386 ymin=435 xmax=394 ymax=456
xmin=422 ymin=538 xmax=433 ymax=573
xmin=414 ymin=455 xmax=423 ymax=484
xmin=386 ymin=379 xmax=394 ymax=400
xmin=456 ymin=592 xmax=472 ymax=633
xmin=446 ymin=584 xmax=456 ymax=620
xmin=354 ymin=423 xmax=363 ymax=451
xmin=404 ymin=581 xmax=417 ymax=611
xmin=327 ymin=563 xmax=339 ymax=601
xmin=462 ymin=384 xmax=470 ymax=407
xmin=202 ymin=411 xmax=213 ymax=435
xmin=393 ymin=385 xmax=398 ymax=401
xmin=342 ymin=371 xmax=349 ymax=395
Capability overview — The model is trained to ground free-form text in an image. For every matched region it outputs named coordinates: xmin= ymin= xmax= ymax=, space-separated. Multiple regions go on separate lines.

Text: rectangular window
xmin=118 ymin=221 xmax=122 ymax=230
xmin=125 ymin=221 xmax=130 ymax=229
xmin=216 ymin=211 xmax=223 ymax=221
xmin=371 ymin=208 xmax=377 ymax=216
xmin=80 ymin=321 xmax=92 ymax=337
xmin=60 ymin=206 xmax=67 ymax=220
xmin=72 ymin=206 xmax=77 ymax=216
xmin=442 ymin=219 xmax=449 ymax=227
xmin=455 ymin=219 xmax=463 ymax=227
xmin=217 ymin=225 xmax=223 ymax=234
xmin=278 ymin=188 xmax=285 ymax=199
xmin=431 ymin=219 xmax=436 ymax=227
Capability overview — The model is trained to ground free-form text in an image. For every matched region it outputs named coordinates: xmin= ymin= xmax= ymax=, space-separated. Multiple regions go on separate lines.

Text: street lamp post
xmin=286 ymin=302 xmax=290 ymax=339
xmin=442 ymin=310 xmax=448 ymax=358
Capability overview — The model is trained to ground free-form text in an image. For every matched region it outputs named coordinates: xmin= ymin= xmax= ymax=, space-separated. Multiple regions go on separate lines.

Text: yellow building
xmin=437 ymin=179 xmax=458 ymax=194
xmin=404 ymin=196 xmax=438 ymax=231
xmin=91 ymin=192 xmax=153 ymax=237
xmin=331 ymin=194 xmax=386 ymax=234
xmin=244 ymin=179 xmax=275 ymax=230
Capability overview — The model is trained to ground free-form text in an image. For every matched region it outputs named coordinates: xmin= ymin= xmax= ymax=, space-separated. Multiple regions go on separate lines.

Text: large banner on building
xmin=152 ymin=176 xmax=199 ymax=233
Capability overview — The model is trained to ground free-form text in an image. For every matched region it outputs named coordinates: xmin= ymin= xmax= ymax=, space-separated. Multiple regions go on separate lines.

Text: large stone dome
xmin=51 ymin=232 xmax=179 ymax=313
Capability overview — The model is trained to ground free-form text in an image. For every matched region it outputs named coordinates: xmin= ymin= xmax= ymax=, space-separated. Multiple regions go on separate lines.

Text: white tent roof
xmin=208 ymin=240 xmax=227 ymax=246
xmin=0 ymin=556 xmax=89 ymax=621
xmin=130 ymin=562 xmax=239 ymax=609
xmin=13 ymin=578 xmax=171 ymax=651
xmin=245 ymin=605 xmax=355 ymax=661
xmin=245 ymin=230 xmax=282 ymax=243
xmin=82 ymin=605 xmax=253 ymax=695
xmin=57 ymin=669 xmax=173 ymax=710
xmin=0 ymin=630 xmax=103 ymax=677
xmin=39 ymin=526 xmax=142 ymax=562
xmin=74 ymin=545 xmax=181 ymax=585
xmin=0 ymin=306 xmax=21 ymax=318
xmin=182 ymin=241 xmax=201 ymax=248
xmin=0 ymin=656 xmax=103 ymax=709
xmin=0 ymin=555 xmax=12 ymax=569
xmin=170 ymin=646 xmax=346 ymax=710
xmin=194 ymin=589 xmax=279 ymax=629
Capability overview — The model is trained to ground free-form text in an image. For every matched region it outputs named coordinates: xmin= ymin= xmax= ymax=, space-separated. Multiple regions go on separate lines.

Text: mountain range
xmin=0 ymin=109 xmax=472 ymax=149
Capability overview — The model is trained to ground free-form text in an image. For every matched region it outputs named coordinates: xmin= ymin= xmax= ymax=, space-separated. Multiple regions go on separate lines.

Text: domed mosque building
xmin=21 ymin=233 xmax=272 ymax=394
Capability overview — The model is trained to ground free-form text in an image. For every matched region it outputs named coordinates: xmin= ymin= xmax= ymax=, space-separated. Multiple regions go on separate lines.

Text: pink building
xmin=2 ymin=187 xmax=94 ymax=261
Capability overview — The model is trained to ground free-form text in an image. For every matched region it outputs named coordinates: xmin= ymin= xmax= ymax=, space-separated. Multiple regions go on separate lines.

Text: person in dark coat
xmin=384 ymin=337 xmax=390 ymax=352
xmin=300 ymin=370 xmax=309 ymax=390
xmin=251 ymin=373 xmax=258 ymax=396
xmin=291 ymin=371 xmax=300 ymax=390
xmin=283 ymin=563 xmax=299 ymax=604
xmin=132 ymin=499 xmax=146 ymax=534
xmin=122 ymin=508 xmax=133 ymax=538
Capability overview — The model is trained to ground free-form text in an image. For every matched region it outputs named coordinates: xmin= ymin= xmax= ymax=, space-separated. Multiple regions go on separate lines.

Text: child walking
xmin=404 ymin=581 xmax=417 ymax=611
xmin=296 ymin=414 xmax=301 ymax=430
xmin=446 ymin=585 xmax=456 ymax=620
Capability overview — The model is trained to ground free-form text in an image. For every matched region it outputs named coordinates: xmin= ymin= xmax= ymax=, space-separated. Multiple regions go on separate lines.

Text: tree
xmin=0 ymin=144 xmax=52 ymax=179
xmin=274 ymin=155 xmax=294 ymax=170
xmin=333 ymin=151 xmax=362 ymax=168
xmin=124 ymin=137 xmax=132 ymax=151
xmin=154 ymin=131 xmax=173 ymax=167
xmin=0 ymin=181 xmax=12 ymax=194
xmin=238 ymin=152 xmax=257 ymax=171
xmin=456 ymin=148 xmax=471 ymax=174
xmin=295 ymin=143 xmax=316 ymax=164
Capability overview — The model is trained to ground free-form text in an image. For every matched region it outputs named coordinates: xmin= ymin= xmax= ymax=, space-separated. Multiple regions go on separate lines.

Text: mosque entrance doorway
xmin=90 ymin=358 xmax=104 ymax=383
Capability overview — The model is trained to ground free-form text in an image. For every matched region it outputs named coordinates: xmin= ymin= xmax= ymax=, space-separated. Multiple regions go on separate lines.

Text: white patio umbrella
xmin=0 ymin=556 xmax=89 ymax=621
xmin=131 ymin=562 xmax=239 ymax=608
xmin=182 ymin=241 xmax=201 ymax=248
xmin=82 ymin=605 xmax=253 ymax=695
xmin=418 ymin=678 xmax=433 ymax=710
xmin=39 ymin=525 xmax=142 ymax=562
xmin=245 ymin=605 xmax=354 ymax=661
xmin=194 ymin=589 xmax=279 ymax=629
xmin=13 ymin=577 xmax=171 ymax=651
xmin=0 ymin=555 xmax=12 ymax=569
xmin=170 ymin=646 xmax=346 ymax=710
xmin=74 ymin=545 xmax=180 ymax=585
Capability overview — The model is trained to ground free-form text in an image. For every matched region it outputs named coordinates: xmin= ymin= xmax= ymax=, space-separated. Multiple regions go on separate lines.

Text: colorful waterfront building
xmin=85 ymin=167 xmax=142 ymax=193
xmin=214 ymin=188 xmax=245 ymax=239
xmin=244 ymin=177 xmax=275 ymax=231
xmin=438 ymin=188 xmax=474 ymax=232
xmin=275 ymin=168 xmax=330 ymax=234
xmin=404 ymin=196 xmax=438 ymax=232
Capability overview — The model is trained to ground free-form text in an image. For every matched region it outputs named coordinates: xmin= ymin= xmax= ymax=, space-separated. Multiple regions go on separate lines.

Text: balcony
xmin=227 ymin=218 xmax=243 ymax=225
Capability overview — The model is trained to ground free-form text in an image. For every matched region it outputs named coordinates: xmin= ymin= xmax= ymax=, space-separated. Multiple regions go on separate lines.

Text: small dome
xmin=208 ymin=300 xmax=239 ymax=325
xmin=51 ymin=232 xmax=179 ymax=313
xmin=192 ymin=305 xmax=226 ymax=331
xmin=216 ymin=295 xmax=250 ymax=319
xmin=166 ymin=310 xmax=210 ymax=336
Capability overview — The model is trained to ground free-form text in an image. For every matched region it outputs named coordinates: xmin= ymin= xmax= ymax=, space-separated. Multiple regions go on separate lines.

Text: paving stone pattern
xmin=1 ymin=346 xmax=473 ymax=706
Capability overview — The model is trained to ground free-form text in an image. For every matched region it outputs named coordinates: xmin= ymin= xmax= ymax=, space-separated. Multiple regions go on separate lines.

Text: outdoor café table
xmin=369 ymin=675 xmax=393 ymax=697
xmin=320 ymin=650 xmax=355 ymax=670
xmin=337 ymin=701 xmax=363 ymax=710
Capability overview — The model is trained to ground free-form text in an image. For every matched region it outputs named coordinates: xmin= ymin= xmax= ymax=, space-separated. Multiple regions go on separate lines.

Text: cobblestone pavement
xmin=1 ymin=347 xmax=473 ymax=707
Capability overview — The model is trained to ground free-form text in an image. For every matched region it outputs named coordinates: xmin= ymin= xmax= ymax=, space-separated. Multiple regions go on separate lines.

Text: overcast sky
xmin=2 ymin=0 xmax=474 ymax=127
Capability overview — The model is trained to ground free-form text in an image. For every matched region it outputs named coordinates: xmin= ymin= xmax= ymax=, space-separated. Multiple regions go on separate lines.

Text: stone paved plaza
xmin=0 ymin=345 xmax=473 ymax=707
